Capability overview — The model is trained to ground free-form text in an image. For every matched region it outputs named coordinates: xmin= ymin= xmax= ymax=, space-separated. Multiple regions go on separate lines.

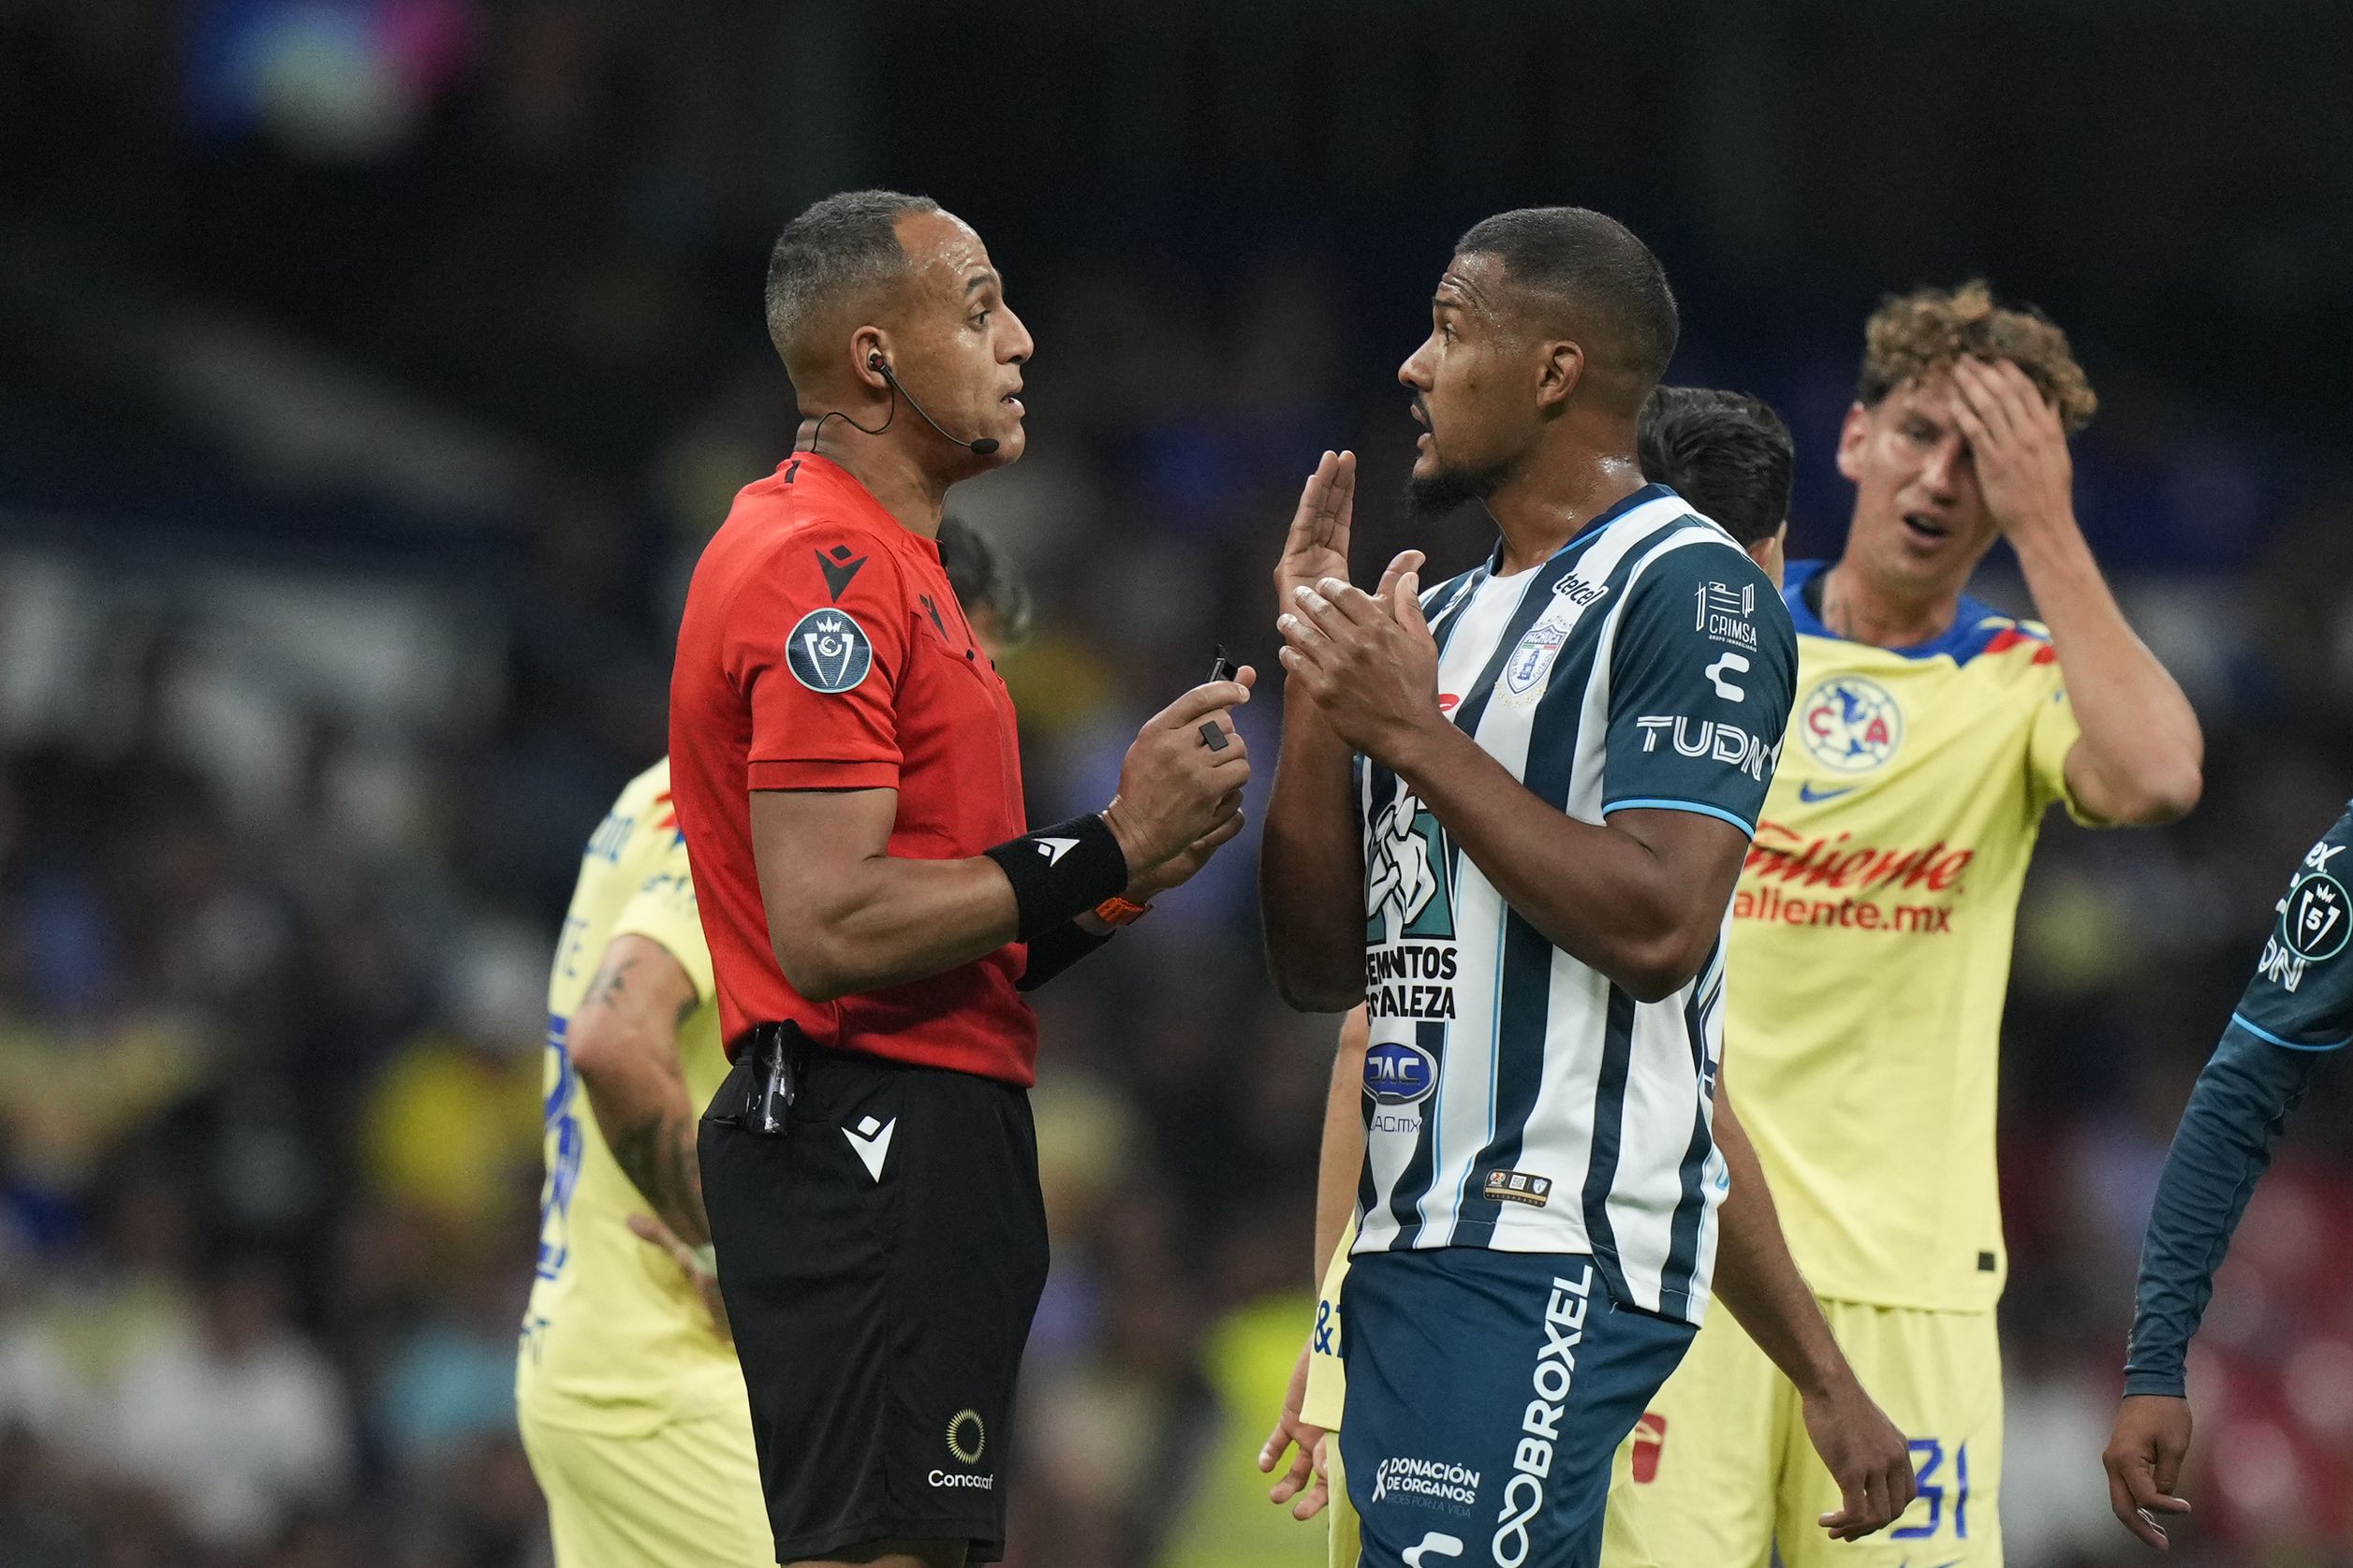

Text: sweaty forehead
xmin=1435 ymin=252 xmax=1506 ymax=320
xmin=895 ymin=209 xmax=994 ymax=303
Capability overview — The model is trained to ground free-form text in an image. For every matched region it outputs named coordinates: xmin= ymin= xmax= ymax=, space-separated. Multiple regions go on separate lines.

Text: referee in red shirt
xmin=669 ymin=190 xmax=1251 ymax=1568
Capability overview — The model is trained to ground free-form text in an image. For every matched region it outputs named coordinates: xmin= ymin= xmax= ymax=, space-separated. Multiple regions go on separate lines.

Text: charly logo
xmin=1363 ymin=1040 xmax=1438 ymax=1106
xmin=787 ymin=608 xmax=875 ymax=694
xmin=1797 ymin=675 xmax=1903 ymax=773
xmin=1368 ymin=792 xmax=1453 ymax=941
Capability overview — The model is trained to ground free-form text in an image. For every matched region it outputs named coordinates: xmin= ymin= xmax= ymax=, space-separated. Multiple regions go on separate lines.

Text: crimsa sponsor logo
xmin=1483 ymin=1169 xmax=1553 ymax=1208
xmin=1366 ymin=942 xmax=1460 ymax=1021
xmin=1697 ymin=579 xmax=1758 ymax=650
xmin=1492 ymin=1265 xmax=1593 ymax=1568
xmin=1371 ymin=1456 xmax=1482 ymax=1513
xmin=1632 ymin=716 xmax=1781 ymax=783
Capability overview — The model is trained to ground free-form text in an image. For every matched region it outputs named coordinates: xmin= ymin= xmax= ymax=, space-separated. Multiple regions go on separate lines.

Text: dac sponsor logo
xmin=1798 ymin=675 xmax=1903 ymax=773
xmin=1363 ymin=1041 xmax=1438 ymax=1106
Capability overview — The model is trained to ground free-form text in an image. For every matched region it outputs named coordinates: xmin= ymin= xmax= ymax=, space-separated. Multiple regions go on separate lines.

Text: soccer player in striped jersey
xmin=2103 ymin=803 xmax=2353 ymax=1549
xmin=1265 ymin=385 xmax=1859 ymax=1566
xmin=517 ymin=520 xmax=1025 ymax=1568
xmin=1262 ymin=209 xmax=1915 ymax=1567
xmin=1606 ymin=286 xmax=2203 ymax=1568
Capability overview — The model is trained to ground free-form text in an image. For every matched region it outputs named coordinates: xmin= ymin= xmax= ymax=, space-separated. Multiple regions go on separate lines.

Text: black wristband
xmin=982 ymin=813 xmax=1129 ymax=941
xmin=1015 ymin=919 xmax=1114 ymax=992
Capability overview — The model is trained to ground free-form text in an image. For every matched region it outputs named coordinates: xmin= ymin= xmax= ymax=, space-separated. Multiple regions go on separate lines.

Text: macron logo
xmin=844 ymin=1115 xmax=895 ymax=1181
xmin=1036 ymin=837 xmax=1080 ymax=864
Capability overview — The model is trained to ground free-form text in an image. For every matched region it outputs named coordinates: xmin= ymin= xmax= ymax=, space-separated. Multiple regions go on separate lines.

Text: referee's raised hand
xmin=1102 ymin=671 xmax=1255 ymax=873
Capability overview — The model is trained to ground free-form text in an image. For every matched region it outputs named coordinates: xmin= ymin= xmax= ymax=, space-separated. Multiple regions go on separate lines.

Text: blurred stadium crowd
xmin=3 ymin=2 xmax=2351 ymax=1565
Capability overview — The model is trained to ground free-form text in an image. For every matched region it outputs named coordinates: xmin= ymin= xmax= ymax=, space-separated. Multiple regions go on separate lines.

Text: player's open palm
xmin=1279 ymin=561 xmax=1440 ymax=760
xmin=1801 ymin=1377 xmax=1917 ymax=1540
xmin=1104 ymin=672 xmax=1254 ymax=870
xmin=1274 ymin=450 xmax=1357 ymax=608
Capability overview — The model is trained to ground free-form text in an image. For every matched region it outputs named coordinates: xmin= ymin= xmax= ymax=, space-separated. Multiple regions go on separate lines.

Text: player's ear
xmin=851 ymin=327 xmax=890 ymax=393
xmin=1534 ymin=338 xmax=1584 ymax=414
xmin=1834 ymin=403 xmax=1872 ymax=483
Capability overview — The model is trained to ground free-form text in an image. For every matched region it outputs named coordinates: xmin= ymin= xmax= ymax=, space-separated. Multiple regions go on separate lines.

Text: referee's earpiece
xmin=861 ymin=350 xmax=1001 ymax=457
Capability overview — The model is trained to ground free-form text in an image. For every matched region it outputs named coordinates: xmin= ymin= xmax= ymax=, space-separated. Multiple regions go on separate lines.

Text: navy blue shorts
xmin=1339 ymin=1249 xmax=1695 ymax=1568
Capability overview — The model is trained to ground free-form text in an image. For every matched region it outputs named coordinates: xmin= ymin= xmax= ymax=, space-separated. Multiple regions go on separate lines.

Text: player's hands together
xmin=1950 ymin=355 xmax=2075 ymax=544
xmin=1258 ymin=1338 xmax=1331 ymax=1521
xmin=1274 ymin=450 xmax=1357 ymax=608
xmin=626 ymin=1212 xmax=730 ymax=1342
xmin=1278 ymin=551 xmax=1438 ymax=762
xmin=1103 ymin=672 xmax=1254 ymax=872
xmin=1800 ymin=1371 xmax=1918 ymax=1541
xmin=2103 ymin=1394 xmax=2193 ymax=1550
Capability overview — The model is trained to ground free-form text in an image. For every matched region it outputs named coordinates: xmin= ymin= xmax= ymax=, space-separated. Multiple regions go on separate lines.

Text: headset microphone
xmin=869 ymin=353 xmax=1001 ymax=456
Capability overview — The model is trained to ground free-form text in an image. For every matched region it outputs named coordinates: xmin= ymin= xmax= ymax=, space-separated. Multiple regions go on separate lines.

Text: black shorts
xmin=699 ymin=1026 xmax=1050 ymax=1564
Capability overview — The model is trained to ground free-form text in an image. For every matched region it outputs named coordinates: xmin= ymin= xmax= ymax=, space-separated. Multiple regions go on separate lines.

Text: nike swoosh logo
xmin=843 ymin=1116 xmax=896 ymax=1181
xmin=1798 ymin=783 xmax=1860 ymax=803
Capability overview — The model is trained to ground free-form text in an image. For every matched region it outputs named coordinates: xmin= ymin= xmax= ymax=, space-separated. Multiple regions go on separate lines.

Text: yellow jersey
xmin=516 ymin=759 xmax=743 ymax=1435
xmin=1726 ymin=562 xmax=2096 ymax=1313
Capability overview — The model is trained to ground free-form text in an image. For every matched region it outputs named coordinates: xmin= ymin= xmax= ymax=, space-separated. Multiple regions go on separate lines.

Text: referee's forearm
xmin=1260 ymin=693 xmax=1368 ymax=1012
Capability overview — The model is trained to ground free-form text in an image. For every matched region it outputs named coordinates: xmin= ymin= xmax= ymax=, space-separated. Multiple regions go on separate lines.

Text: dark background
xmin=1 ymin=3 xmax=2349 ymax=1564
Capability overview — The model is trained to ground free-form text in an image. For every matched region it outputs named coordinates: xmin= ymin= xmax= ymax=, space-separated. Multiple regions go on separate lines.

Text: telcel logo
xmin=1363 ymin=1041 xmax=1437 ymax=1106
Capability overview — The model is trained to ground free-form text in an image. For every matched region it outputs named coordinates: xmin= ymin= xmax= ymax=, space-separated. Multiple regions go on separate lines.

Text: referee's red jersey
xmin=669 ymin=454 xmax=1038 ymax=1085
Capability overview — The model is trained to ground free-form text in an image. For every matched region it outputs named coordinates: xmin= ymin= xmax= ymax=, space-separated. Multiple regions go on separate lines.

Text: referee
xmin=669 ymin=191 xmax=1251 ymax=1568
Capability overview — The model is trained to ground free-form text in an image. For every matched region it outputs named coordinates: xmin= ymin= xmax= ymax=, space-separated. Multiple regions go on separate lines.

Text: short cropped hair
xmin=937 ymin=517 xmax=1033 ymax=646
xmin=1639 ymin=387 xmax=1794 ymax=549
xmin=764 ymin=189 xmax=939 ymax=364
xmin=1455 ymin=207 xmax=1680 ymax=388
xmin=1860 ymin=280 xmax=2096 ymax=433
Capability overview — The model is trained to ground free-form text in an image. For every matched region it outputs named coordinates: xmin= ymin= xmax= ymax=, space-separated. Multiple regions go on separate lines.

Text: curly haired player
xmin=1603 ymin=283 xmax=2202 ymax=1567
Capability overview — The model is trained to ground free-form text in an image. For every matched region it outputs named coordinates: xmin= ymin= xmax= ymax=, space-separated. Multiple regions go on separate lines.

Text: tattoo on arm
xmin=581 ymin=956 xmax=640 ymax=1014
xmin=606 ymin=1107 xmax=712 ymax=1248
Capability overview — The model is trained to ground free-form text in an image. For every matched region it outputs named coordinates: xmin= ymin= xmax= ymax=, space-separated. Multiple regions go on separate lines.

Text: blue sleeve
xmin=1601 ymin=542 xmax=1796 ymax=835
xmin=2122 ymin=1027 xmax=2320 ymax=1397
xmin=2123 ymin=802 xmax=2353 ymax=1396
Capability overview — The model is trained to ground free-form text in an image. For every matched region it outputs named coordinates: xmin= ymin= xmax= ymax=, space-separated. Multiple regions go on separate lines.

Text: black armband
xmin=1016 ymin=920 xmax=1115 ymax=991
xmin=982 ymin=813 xmax=1129 ymax=941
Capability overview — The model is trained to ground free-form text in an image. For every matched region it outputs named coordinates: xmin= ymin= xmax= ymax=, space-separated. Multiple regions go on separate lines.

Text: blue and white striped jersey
xmin=1351 ymin=484 xmax=1797 ymax=1326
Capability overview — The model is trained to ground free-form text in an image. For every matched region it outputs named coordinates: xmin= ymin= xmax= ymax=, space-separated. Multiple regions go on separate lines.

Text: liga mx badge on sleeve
xmin=787 ymin=608 xmax=875 ymax=693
